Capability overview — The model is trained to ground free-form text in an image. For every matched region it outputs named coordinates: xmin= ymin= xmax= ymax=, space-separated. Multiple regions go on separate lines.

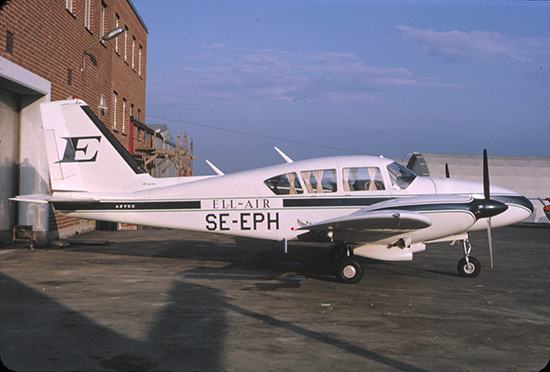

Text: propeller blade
xmin=483 ymin=149 xmax=494 ymax=269
xmin=487 ymin=217 xmax=494 ymax=269
xmin=445 ymin=163 xmax=450 ymax=178
xmin=483 ymin=149 xmax=490 ymax=200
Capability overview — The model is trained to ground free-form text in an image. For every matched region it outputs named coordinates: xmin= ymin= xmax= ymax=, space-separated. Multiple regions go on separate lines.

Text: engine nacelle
xmin=354 ymin=244 xmax=414 ymax=261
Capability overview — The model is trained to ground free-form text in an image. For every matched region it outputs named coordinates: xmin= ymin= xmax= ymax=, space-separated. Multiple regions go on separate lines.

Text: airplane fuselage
xmin=52 ymin=155 xmax=533 ymax=251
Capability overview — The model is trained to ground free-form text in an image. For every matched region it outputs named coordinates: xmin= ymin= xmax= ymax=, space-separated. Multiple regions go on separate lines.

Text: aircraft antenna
xmin=274 ymin=147 xmax=293 ymax=163
xmin=205 ymin=160 xmax=225 ymax=176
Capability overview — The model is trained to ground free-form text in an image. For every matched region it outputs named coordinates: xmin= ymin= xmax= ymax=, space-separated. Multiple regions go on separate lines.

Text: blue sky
xmin=132 ymin=0 xmax=549 ymax=175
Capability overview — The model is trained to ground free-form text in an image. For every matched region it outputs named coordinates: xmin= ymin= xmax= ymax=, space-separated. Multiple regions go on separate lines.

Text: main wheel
xmin=336 ymin=259 xmax=363 ymax=284
xmin=457 ymin=256 xmax=481 ymax=277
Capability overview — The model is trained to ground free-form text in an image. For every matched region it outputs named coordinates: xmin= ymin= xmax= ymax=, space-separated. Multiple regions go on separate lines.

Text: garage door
xmin=0 ymin=88 xmax=19 ymax=246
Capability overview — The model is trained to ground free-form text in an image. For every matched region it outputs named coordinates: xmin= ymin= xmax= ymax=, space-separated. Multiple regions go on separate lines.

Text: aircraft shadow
xmin=45 ymin=230 xmax=343 ymax=283
xmin=46 ymin=229 xmax=463 ymax=283
xmin=0 ymin=270 xmax=430 ymax=372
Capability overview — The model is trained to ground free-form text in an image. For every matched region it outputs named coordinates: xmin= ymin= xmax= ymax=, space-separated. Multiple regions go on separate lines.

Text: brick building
xmin=0 ymin=0 xmax=148 ymax=244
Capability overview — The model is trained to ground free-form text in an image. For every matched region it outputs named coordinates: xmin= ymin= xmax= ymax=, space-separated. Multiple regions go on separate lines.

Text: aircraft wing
xmin=297 ymin=209 xmax=432 ymax=243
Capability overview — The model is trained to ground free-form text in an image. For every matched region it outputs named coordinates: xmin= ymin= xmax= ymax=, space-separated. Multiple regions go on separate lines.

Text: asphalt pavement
xmin=0 ymin=225 xmax=549 ymax=371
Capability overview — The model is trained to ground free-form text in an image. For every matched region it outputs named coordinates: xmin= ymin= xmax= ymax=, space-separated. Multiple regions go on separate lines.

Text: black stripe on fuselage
xmin=52 ymin=195 xmax=530 ymax=215
xmin=284 ymin=197 xmax=477 ymax=216
xmin=53 ymin=200 xmax=201 ymax=211
xmin=283 ymin=197 xmax=390 ymax=208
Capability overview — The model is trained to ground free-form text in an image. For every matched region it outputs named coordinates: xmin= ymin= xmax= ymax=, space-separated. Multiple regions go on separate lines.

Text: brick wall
xmin=1 ymin=0 xmax=147 ymax=237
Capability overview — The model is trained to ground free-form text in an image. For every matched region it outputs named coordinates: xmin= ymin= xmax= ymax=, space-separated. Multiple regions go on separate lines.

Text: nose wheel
xmin=457 ymin=256 xmax=481 ymax=277
xmin=457 ymin=238 xmax=481 ymax=277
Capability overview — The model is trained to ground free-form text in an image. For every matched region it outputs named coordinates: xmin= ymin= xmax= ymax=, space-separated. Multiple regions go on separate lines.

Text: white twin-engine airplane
xmin=13 ymin=99 xmax=534 ymax=283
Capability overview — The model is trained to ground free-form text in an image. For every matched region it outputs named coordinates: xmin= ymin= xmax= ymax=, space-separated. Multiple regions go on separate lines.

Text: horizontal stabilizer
xmin=9 ymin=194 xmax=51 ymax=204
xmin=10 ymin=193 xmax=98 ymax=204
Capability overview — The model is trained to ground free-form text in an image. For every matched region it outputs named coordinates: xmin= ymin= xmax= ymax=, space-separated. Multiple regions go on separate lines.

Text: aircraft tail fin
xmin=41 ymin=99 xmax=147 ymax=193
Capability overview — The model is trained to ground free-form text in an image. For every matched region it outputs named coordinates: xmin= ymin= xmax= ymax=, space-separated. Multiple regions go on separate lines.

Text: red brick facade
xmin=1 ymin=0 xmax=147 ymax=235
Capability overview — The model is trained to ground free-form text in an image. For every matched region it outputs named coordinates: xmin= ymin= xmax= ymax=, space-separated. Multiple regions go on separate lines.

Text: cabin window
xmin=301 ymin=169 xmax=337 ymax=193
xmin=343 ymin=167 xmax=385 ymax=192
xmin=387 ymin=162 xmax=417 ymax=189
xmin=264 ymin=172 xmax=303 ymax=195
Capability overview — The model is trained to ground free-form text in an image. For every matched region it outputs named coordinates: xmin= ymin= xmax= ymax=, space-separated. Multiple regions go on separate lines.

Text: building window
xmin=6 ymin=31 xmax=14 ymax=54
xmin=124 ymin=26 xmax=129 ymax=63
xmin=67 ymin=69 xmax=72 ymax=86
xmin=84 ymin=0 xmax=92 ymax=30
xmin=132 ymin=36 xmax=136 ymax=70
xmin=115 ymin=14 xmax=120 ymax=54
xmin=138 ymin=45 xmax=143 ymax=76
xmin=100 ymin=3 xmax=106 ymax=39
xmin=66 ymin=0 xmax=73 ymax=13
xmin=122 ymin=98 xmax=127 ymax=133
xmin=99 ymin=93 xmax=107 ymax=116
xmin=113 ymin=92 xmax=118 ymax=130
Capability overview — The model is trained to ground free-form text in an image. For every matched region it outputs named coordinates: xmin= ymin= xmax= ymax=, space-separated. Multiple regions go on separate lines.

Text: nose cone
xmin=470 ymin=199 xmax=509 ymax=220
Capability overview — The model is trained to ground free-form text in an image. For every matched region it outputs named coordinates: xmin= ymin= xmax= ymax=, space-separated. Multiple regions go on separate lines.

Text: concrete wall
xmin=0 ymin=58 xmax=51 ymax=245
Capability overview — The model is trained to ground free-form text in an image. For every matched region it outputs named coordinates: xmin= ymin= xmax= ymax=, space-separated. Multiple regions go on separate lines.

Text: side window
xmin=301 ymin=169 xmax=337 ymax=193
xmin=343 ymin=167 xmax=386 ymax=192
xmin=387 ymin=162 xmax=417 ymax=189
xmin=264 ymin=173 xmax=303 ymax=195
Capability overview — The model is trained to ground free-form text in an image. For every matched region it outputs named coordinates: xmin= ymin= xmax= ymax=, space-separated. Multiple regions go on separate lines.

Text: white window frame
xmin=84 ymin=0 xmax=91 ymax=30
xmin=138 ymin=45 xmax=143 ymax=76
xmin=124 ymin=26 xmax=129 ymax=62
xmin=113 ymin=92 xmax=118 ymax=130
xmin=100 ymin=3 xmax=106 ymax=40
xmin=132 ymin=36 xmax=136 ymax=70
xmin=122 ymin=98 xmax=127 ymax=133
xmin=115 ymin=15 xmax=120 ymax=54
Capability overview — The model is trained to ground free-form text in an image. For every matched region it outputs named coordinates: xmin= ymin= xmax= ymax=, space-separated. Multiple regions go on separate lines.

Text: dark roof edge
xmin=127 ymin=0 xmax=148 ymax=33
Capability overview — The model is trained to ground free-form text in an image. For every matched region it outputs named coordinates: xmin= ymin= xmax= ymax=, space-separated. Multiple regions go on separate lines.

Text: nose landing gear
xmin=457 ymin=238 xmax=481 ymax=277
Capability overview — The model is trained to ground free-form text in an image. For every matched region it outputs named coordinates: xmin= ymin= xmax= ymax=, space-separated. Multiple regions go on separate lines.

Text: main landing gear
xmin=457 ymin=238 xmax=481 ymax=278
xmin=330 ymin=242 xmax=363 ymax=284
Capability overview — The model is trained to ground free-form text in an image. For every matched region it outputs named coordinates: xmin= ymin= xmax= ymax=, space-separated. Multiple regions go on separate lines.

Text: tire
xmin=336 ymin=259 xmax=363 ymax=284
xmin=457 ymin=256 xmax=481 ymax=278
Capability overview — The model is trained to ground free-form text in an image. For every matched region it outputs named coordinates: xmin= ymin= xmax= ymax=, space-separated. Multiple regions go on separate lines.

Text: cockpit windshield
xmin=387 ymin=162 xmax=417 ymax=189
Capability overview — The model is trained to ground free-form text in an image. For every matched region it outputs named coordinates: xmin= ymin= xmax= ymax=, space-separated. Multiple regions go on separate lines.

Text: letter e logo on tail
xmin=58 ymin=136 xmax=102 ymax=163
